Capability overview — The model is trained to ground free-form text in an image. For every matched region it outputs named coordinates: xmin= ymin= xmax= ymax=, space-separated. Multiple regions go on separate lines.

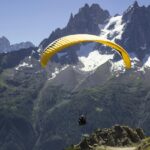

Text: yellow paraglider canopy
xmin=40 ymin=34 xmax=131 ymax=69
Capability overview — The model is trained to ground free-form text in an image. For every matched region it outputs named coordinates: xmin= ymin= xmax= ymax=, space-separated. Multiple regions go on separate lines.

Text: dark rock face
xmin=120 ymin=1 xmax=150 ymax=59
xmin=0 ymin=47 xmax=34 ymax=70
xmin=74 ymin=125 xmax=145 ymax=150
xmin=66 ymin=4 xmax=110 ymax=35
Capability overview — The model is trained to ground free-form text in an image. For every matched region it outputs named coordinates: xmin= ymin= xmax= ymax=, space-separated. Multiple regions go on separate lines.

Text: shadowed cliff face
xmin=120 ymin=1 xmax=150 ymax=59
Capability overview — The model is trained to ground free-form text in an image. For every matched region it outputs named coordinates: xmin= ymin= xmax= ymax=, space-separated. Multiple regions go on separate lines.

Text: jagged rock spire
xmin=133 ymin=1 xmax=139 ymax=8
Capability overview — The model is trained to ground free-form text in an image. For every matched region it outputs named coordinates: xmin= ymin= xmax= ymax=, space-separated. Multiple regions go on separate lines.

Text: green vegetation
xmin=136 ymin=138 xmax=150 ymax=150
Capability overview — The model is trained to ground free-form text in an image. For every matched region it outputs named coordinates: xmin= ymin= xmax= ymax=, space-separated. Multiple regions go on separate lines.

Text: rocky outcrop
xmin=72 ymin=125 xmax=145 ymax=150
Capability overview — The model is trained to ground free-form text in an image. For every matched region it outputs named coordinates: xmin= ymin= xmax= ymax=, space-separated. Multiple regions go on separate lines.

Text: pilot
xmin=78 ymin=114 xmax=86 ymax=126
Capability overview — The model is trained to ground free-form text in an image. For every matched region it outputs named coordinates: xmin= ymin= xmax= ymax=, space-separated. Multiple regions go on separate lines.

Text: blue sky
xmin=0 ymin=0 xmax=149 ymax=46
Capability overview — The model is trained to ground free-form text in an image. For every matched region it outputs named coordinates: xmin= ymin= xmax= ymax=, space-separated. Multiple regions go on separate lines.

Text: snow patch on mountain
xmin=110 ymin=52 xmax=150 ymax=75
xmin=100 ymin=15 xmax=125 ymax=41
xmin=130 ymin=53 xmax=139 ymax=61
xmin=15 ymin=62 xmax=33 ymax=70
xmin=130 ymin=53 xmax=140 ymax=69
xmin=132 ymin=54 xmax=150 ymax=73
xmin=78 ymin=50 xmax=114 ymax=72
xmin=143 ymin=54 xmax=150 ymax=68
xmin=137 ymin=67 xmax=145 ymax=73
xmin=110 ymin=53 xmax=140 ymax=76
xmin=48 ymin=65 xmax=69 ymax=80
xmin=37 ymin=47 xmax=42 ymax=53
xmin=110 ymin=60 xmax=125 ymax=75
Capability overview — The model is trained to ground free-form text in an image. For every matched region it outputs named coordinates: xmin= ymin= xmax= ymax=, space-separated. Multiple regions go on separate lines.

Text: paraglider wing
xmin=40 ymin=34 xmax=131 ymax=69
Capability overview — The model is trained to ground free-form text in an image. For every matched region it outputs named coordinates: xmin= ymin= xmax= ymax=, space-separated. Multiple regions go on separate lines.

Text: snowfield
xmin=48 ymin=65 xmax=69 ymax=80
xmin=78 ymin=50 xmax=114 ymax=72
xmin=100 ymin=15 xmax=125 ymax=41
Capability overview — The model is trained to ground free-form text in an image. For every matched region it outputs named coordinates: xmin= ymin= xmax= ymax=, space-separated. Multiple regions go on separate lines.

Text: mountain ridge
xmin=0 ymin=36 xmax=35 ymax=53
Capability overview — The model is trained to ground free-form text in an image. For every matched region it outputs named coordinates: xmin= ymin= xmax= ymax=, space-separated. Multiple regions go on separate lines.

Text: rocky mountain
xmin=1 ymin=1 xmax=150 ymax=150
xmin=121 ymin=1 xmax=150 ymax=59
xmin=39 ymin=3 xmax=110 ymax=64
xmin=0 ymin=36 xmax=35 ymax=53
